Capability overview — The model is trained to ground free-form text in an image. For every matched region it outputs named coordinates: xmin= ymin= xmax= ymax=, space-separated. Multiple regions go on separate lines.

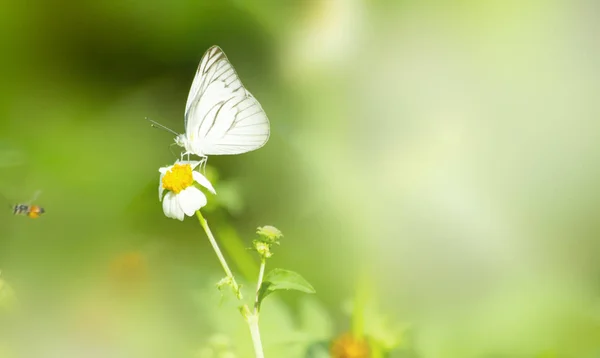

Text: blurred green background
xmin=0 ymin=0 xmax=600 ymax=357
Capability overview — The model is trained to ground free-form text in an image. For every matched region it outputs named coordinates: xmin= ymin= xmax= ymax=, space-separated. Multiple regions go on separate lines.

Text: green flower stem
xmin=371 ymin=342 xmax=384 ymax=358
xmin=246 ymin=310 xmax=265 ymax=358
xmin=195 ymin=210 xmax=265 ymax=358
xmin=352 ymin=270 xmax=369 ymax=339
xmin=196 ymin=211 xmax=242 ymax=298
xmin=254 ymin=257 xmax=266 ymax=314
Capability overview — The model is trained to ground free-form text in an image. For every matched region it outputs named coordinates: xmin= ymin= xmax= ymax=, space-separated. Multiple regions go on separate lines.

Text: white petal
xmin=159 ymin=173 xmax=166 ymax=201
xmin=171 ymin=198 xmax=185 ymax=221
xmin=178 ymin=187 xmax=207 ymax=216
xmin=162 ymin=192 xmax=184 ymax=221
xmin=161 ymin=192 xmax=175 ymax=219
xmin=159 ymin=166 xmax=171 ymax=174
xmin=193 ymin=171 xmax=216 ymax=194
xmin=162 ymin=192 xmax=174 ymax=218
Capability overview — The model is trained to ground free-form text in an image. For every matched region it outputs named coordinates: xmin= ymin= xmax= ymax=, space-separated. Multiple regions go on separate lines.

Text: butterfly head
xmin=174 ymin=134 xmax=203 ymax=158
xmin=174 ymin=134 xmax=187 ymax=148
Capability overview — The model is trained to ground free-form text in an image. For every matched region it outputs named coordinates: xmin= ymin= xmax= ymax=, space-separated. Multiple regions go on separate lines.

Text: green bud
xmin=253 ymin=241 xmax=273 ymax=258
xmin=256 ymin=225 xmax=283 ymax=245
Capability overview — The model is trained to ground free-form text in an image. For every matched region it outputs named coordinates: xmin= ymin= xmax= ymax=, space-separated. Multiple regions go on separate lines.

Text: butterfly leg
xmin=168 ymin=143 xmax=179 ymax=160
xmin=200 ymin=156 xmax=208 ymax=175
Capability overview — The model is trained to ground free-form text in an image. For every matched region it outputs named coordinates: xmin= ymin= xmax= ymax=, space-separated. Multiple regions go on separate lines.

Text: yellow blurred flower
xmin=330 ymin=333 xmax=370 ymax=358
xmin=109 ymin=251 xmax=148 ymax=292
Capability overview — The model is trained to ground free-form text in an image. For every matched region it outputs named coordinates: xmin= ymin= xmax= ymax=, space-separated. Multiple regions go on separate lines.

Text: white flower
xmin=158 ymin=160 xmax=216 ymax=221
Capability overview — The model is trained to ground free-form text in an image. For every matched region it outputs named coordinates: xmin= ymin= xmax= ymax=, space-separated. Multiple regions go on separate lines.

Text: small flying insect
xmin=9 ymin=191 xmax=45 ymax=219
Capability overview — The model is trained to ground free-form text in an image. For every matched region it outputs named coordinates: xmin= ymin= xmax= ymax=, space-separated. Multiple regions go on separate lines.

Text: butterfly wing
xmin=184 ymin=46 xmax=270 ymax=156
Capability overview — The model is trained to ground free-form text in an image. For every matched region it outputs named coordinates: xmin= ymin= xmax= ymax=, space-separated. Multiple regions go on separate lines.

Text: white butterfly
xmin=150 ymin=46 xmax=270 ymax=163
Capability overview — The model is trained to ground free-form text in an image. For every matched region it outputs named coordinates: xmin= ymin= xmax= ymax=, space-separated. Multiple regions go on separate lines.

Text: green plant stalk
xmin=352 ymin=269 xmax=369 ymax=339
xmin=196 ymin=211 xmax=265 ymax=357
xmin=370 ymin=339 xmax=384 ymax=358
xmin=246 ymin=310 xmax=265 ymax=358
xmin=254 ymin=257 xmax=266 ymax=314
xmin=196 ymin=211 xmax=242 ymax=297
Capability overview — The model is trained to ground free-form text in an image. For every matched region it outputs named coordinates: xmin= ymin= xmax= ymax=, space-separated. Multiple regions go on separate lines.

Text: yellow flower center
xmin=162 ymin=164 xmax=194 ymax=194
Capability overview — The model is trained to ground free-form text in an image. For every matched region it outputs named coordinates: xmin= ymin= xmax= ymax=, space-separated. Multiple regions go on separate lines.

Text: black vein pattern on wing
xmin=224 ymin=98 xmax=262 ymax=133
xmin=201 ymin=96 xmax=238 ymax=140
xmin=186 ymin=46 xmax=245 ymax=129
xmin=184 ymin=46 xmax=270 ymax=155
xmin=198 ymin=101 xmax=223 ymax=140
xmin=199 ymin=49 xmax=243 ymax=95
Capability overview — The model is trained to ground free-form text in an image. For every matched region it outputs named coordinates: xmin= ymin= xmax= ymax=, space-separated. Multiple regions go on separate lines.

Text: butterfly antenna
xmin=145 ymin=117 xmax=179 ymax=136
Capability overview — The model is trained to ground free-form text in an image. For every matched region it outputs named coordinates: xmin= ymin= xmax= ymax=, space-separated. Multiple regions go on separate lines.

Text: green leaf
xmin=258 ymin=269 xmax=315 ymax=310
